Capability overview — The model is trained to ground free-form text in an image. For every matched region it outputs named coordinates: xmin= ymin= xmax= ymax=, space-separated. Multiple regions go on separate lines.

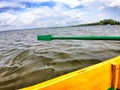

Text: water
xmin=0 ymin=25 xmax=120 ymax=90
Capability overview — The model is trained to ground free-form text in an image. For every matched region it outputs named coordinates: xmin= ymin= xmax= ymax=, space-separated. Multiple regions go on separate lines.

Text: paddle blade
xmin=37 ymin=35 xmax=53 ymax=41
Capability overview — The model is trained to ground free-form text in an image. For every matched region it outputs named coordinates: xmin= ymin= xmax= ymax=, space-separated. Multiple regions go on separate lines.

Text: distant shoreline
xmin=73 ymin=19 xmax=120 ymax=27
xmin=0 ymin=19 xmax=120 ymax=32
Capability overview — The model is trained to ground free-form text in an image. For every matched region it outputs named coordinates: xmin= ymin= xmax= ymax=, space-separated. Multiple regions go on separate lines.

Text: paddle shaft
xmin=37 ymin=35 xmax=120 ymax=41
xmin=53 ymin=36 xmax=120 ymax=40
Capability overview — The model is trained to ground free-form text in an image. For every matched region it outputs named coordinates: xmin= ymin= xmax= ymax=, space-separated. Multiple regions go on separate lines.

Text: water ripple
xmin=0 ymin=26 xmax=120 ymax=89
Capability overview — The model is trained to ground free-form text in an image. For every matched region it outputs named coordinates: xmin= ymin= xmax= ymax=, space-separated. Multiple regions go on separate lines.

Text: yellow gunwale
xmin=20 ymin=56 xmax=120 ymax=90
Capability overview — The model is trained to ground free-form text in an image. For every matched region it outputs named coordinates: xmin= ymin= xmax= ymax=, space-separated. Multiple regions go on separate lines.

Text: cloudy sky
xmin=0 ymin=0 xmax=120 ymax=30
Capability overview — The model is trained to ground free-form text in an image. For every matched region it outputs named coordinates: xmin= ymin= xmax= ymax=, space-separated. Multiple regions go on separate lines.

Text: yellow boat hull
xmin=20 ymin=56 xmax=120 ymax=90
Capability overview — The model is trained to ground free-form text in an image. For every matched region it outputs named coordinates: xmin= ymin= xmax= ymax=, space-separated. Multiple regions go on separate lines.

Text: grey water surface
xmin=0 ymin=25 xmax=120 ymax=90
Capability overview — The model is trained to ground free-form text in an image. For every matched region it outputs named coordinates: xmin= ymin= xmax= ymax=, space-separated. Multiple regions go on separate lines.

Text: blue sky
xmin=0 ymin=0 xmax=120 ymax=30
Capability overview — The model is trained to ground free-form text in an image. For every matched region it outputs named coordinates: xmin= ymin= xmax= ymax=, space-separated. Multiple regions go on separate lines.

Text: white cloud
xmin=14 ymin=0 xmax=96 ymax=8
xmin=0 ymin=0 xmax=120 ymax=30
xmin=99 ymin=0 xmax=120 ymax=7
xmin=107 ymin=0 xmax=120 ymax=7
xmin=79 ymin=0 xmax=95 ymax=6
xmin=99 ymin=6 xmax=104 ymax=10
xmin=0 ymin=1 xmax=22 ymax=8
xmin=14 ymin=0 xmax=50 ymax=3
xmin=52 ymin=0 xmax=81 ymax=8
xmin=0 ymin=5 xmax=85 ymax=30
xmin=16 ymin=0 xmax=81 ymax=8
xmin=0 ymin=13 xmax=17 ymax=26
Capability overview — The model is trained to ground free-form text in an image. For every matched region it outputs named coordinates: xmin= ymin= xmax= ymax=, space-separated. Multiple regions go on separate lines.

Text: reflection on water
xmin=0 ymin=25 xmax=120 ymax=90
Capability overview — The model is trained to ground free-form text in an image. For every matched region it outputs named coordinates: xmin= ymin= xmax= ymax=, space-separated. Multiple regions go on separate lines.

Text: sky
xmin=0 ymin=0 xmax=120 ymax=30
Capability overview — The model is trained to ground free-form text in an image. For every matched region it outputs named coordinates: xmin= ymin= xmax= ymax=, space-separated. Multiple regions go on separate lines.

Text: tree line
xmin=75 ymin=19 xmax=120 ymax=26
xmin=99 ymin=19 xmax=120 ymax=25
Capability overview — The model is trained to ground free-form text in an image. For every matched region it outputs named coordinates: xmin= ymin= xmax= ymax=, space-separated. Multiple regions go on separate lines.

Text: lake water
xmin=0 ymin=25 xmax=120 ymax=90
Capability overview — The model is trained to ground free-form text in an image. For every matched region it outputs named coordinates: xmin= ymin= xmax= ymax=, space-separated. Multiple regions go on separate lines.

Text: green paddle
xmin=37 ymin=35 xmax=120 ymax=41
